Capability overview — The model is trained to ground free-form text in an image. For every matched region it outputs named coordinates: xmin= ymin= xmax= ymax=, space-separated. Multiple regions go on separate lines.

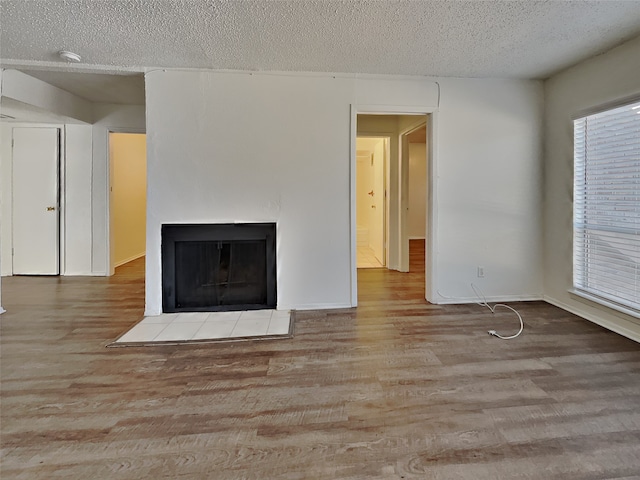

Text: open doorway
xmin=404 ymin=124 xmax=427 ymax=274
xmin=108 ymin=132 xmax=147 ymax=273
xmin=356 ymin=136 xmax=388 ymax=268
xmin=352 ymin=112 xmax=431 ymax=305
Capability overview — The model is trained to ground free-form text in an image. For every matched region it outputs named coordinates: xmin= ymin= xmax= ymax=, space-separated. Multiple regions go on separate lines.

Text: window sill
xmin=569 ymin=289 xmax=640 ymax=320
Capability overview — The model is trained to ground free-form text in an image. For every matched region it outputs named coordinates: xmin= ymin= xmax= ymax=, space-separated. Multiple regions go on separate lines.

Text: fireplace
xmin=162 ymin=223 xmax=277 ymax=313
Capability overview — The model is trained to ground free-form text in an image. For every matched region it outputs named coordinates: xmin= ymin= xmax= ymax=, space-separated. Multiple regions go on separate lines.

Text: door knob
xmin=371 ymin=205 xmax=376 ymax=208
xmin=368 ymin=190 xmax=374 ymax=196
xmin=46 ymin=206 xmax=56 ymax=211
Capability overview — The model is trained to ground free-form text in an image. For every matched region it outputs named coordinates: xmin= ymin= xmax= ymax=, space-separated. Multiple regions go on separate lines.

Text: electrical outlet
xmin=477 ymin=266 xmax=485 ymax=278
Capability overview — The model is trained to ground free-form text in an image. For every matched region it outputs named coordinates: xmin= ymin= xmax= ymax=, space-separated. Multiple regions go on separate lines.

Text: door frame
xmin=106 ymin=128 xmax=146 ymax=275
xmin=356 ymin=135 xmax=390 ymax=267
xmin=349 ymin=105 xmax=439 ymax=307
xmin=399 ymin=121 xmax=428 ymax=272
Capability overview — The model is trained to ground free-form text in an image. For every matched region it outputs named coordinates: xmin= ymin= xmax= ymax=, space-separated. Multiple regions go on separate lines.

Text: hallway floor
xmin=357 ymin=245 xmax=384 ymax=268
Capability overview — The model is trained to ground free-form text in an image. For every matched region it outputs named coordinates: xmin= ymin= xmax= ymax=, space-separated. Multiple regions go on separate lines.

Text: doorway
xmin=12 ymin=127 xmax=60 ymax=275
xmin=356 ymin=136 xmax=387 ymax=268
xmin=108 ymin=132 xmax=147 ymax=273
xmin=403 ymin=124 xmax=427 ymax=274
xmin=351 ymin=111 xmax=432 ymax=306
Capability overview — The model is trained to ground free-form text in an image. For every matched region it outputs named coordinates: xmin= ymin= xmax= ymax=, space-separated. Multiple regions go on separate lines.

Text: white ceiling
xmin=1 ymin=1 xmax=640 ymax=105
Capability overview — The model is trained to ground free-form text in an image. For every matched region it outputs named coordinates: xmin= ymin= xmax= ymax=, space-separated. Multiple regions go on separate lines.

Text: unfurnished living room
xmin=1 ymin=1 xmax=640 ymax=478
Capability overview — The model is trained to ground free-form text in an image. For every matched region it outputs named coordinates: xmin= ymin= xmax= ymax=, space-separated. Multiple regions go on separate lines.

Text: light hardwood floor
xmin=1 ymin=241 xmax=640 ymax=479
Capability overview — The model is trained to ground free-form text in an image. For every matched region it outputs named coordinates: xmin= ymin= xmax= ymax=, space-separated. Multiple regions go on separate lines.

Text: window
xmin=573 ymin=100 xmax=640 ymax=315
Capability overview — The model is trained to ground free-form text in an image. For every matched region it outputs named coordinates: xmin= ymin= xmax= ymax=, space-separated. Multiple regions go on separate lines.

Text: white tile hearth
xmin=111 ymin=310 xmax=292 ymax=346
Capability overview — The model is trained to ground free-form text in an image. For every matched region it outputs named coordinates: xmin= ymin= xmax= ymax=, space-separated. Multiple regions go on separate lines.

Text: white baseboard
xmin=3 ymin=271 xmax=107 ymax=277
xmin=115 ymin=252 xmax=145 ymax=268
xmin=408 ymin=236 xmax=426 ymax=240
xmin=278 ymin=303 xmax=353 ymax=311
xmin=544 ymin=295 xmax=640 ymax=344
xmin=433 ymin=294 xmax=543 ymax=305
xmin=66 ymin=271 xmax=108 ymax=277
xmin=63 ymin=271 xmax=102 ymax=276
xmin=0 ymin=307 xmax=6 ymax=314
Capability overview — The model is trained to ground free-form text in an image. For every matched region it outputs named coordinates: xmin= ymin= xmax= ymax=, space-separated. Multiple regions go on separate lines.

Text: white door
xmin=369 ymin=139 xmax=386 ymax=265
xmin=12 ymin=127 xmax=60 ymax=275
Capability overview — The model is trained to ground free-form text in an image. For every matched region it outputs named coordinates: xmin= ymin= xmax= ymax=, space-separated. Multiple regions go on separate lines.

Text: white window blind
xmin=573 ymin=100 xmax=640 ymax=314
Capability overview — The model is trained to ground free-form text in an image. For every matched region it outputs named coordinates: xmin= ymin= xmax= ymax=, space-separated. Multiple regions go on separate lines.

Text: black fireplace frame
xmin=161 ymin=223 xmax=277 ymax=313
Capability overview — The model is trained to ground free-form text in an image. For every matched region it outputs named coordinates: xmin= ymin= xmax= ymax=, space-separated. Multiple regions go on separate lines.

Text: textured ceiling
xmin=1 ymin=1 xmax=640 ymax=104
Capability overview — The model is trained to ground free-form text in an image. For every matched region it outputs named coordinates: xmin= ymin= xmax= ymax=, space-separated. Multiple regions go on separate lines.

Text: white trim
xmin=58 ymin=126 xmax=66 ymax=276
xmin=434 ymin=294 xmax=543 ymax=305
xmin=86 ymin=271 xmax=108 ymax=277
xmin=114 ymin=252 xmax=145 ymax=268
xmin=356 ymin=104 xmax=435 ymax=115
xmin=278 ymin=303 xmax=353 ymax=311
xmin=398 ymin=121 xmax=427 ymax=272
xmin=2 ymin=59 xmax=443 ymax=83
xmin=409 ymin=236 xmax=426 ymax=240
xmin=349 ymin=105 xmax=358 ymax=307
xmin=569 ymin=289 xmax=640 ymax=320
xmin=425 ymin=112 xmax=439 ymax=304
xmin=544 ymin=295 xmax=640 ymax=344
xmin=399 ymin=119 xmax=428 ymax=136
xmin=571 ymin=93 xmax=640 ymax=120
xmin=351 ymin=105 xmax=439 ymax=308
xmin=399 ymin=131 xmax=410 ymax=272
xmin=62 ymin=271 xmax=103 ymax=276
xmin=572 ymin=101 xmax=639 ymax=314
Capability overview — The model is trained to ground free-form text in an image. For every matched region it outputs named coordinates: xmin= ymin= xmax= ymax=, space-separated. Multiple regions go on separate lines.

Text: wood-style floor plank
xmin=1 ymin=241 xmax=640 ymax=479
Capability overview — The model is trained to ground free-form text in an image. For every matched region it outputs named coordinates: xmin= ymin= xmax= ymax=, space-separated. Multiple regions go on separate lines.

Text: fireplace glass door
xmin=162 ymin=223 xmax=276 ymax=312
xmin=174 ymin=240 xmax=267 ymax=309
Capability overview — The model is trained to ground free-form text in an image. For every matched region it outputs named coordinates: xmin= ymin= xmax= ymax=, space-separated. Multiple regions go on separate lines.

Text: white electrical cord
xmin=470 ymin=284 xmax=523 ymax=339
xmin=437 ymin=285 xmax=524 ymax=340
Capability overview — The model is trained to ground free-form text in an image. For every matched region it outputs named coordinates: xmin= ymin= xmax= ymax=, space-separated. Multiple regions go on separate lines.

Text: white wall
xmin=0 ymin=123 xmax=14 ymax=276
xmin=1 ymin=69 xmax=92 ymax=124
xmin=0 ymin=103 xmax=144 ymax=278
xmin=543 ymin=36 xmax=640 ymax=342
xmin=0 ymin=69 xmax=3 ymax=312
xmin=110 ymin=133 xmax=146 ymax=267
xmin=145 ymin=72 xmax=357 ymax=313
xmin=63 ymin=124 xmax=93 ymax=274
xmin=408 ymin=143 xmax=427 ymax=239
xmin=0 ymin=123 xmax=94 ymax=276
xmin=145 ymin=70 xmax=543 ymax=314
xmin=432 ymin=78 xmax=543 ymax=302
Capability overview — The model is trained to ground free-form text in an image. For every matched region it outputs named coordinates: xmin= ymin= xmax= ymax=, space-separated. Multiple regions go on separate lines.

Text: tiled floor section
xmin=113 ymin=309 xmax=291 ymax=344
xmin=357 ymin=245 xmax=384 ymax=268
